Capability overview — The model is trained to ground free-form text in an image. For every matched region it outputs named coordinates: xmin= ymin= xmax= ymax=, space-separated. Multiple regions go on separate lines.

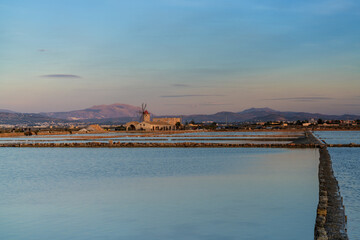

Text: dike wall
xmin=313 ymin=139 xmax=349 ymax=239
xmin=0 ymin=142 xmax=319 ymax=148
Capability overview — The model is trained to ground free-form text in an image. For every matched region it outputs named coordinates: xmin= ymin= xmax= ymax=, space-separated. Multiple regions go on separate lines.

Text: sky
xmin=1 ymin=0 xmax=359 ymax=115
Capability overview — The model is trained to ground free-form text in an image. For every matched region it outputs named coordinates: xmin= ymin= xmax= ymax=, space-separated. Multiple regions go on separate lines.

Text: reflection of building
xmin=124 ymin=113 xmax=181 ymax=131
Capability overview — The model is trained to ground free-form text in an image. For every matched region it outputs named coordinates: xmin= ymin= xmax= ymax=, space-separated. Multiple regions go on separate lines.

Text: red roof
xmin=144 ymin=110 xmax=149 ymax=114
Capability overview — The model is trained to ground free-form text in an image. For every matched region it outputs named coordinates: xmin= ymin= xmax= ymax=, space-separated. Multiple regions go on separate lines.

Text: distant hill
xmin=181 ymin=108 xmax=360 ymax=123
xmin=40 ymin=105 xmax=360 ymax=123
xmin=0 ymin=109 xmax=16 ymax=113
xmin=1 ymin=104 xmax=359 ymax=125
xmin=42 ymin=103 xmax=141 ymax=121
xmin=0 ymin=112 xmax=60 ymax=125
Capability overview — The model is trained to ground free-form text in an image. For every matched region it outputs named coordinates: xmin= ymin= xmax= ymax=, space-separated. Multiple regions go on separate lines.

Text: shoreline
xmin=1 ymin=128 xmax=359 ymax=138
xmin=0 ymin=142 xmax=319 ymax=148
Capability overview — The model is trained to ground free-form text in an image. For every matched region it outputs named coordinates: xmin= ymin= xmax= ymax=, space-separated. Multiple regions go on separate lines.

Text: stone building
xmin=124 ymin=113 xmax=181 ymax=131
xmin=152 ymin=117 xmax=181 ymax=125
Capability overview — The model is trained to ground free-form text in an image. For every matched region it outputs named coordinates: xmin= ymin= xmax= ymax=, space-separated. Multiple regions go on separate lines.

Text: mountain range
xmin=0 ymin=112 xmax=61 ymax=125
xmin=0 ymin=109 xmax=16 ymax=113
xmin=0 ymin=104 xmax=359 ymax=125
xmin=180 ymin=108 xmax=360 ymax=123
xmin=42 ymin=103 xmax=141 ymax=121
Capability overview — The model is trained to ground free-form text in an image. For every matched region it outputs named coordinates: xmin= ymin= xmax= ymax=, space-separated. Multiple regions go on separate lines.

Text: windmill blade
xmin=138 ymin=111 xmax=144 ymax=122
xmin=142 ymin=103 xmax=147 ymax=112
xmin=139 ymin=103 xmax=148 ymax=122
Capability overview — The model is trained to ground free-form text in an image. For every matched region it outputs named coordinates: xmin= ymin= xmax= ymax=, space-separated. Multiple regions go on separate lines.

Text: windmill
xmin=138 ymin=103 xmax=150 ymax=122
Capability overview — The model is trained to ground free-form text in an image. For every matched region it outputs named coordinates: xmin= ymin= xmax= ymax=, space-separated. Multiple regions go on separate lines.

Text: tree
xmin=24 ymin=131 xmax=32 ymax=136
xmin=209 ymin=122 xmax=217 ymax=130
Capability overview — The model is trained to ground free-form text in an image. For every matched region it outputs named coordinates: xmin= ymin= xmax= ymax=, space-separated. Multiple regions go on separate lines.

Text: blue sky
xmin=1 ymin=0 xmax=359 ymax=115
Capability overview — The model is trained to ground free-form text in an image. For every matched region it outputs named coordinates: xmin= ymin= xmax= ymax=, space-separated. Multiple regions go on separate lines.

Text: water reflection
xmin=314 ymin=131 xmax=360 ymax=144
xmin=328 ymin=148 xmax=360 ymax=239
xmin=0 ymin=148 xmax=317 ymax=240
xmin=0 ymin=132 xmax=300 ymax=145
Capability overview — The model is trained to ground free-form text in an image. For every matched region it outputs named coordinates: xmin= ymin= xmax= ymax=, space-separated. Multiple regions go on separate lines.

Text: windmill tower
xmin=139 ymin=103 xmax=150 ymax=122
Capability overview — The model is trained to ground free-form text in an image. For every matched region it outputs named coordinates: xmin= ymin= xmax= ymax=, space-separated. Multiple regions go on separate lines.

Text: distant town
xmin=1 ymin=117 xmax=359 ymax=137
xmin=0 ymin=103 xmax=359 ymax=136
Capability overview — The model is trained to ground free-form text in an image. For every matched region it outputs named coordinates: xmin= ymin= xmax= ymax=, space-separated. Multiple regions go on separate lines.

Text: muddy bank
xmin=0 ymin=142 xmax=319 ymax=148
xmin=315 ymin=146 xmax=348 ymax=240
xmin=0 ymin=129 xmax=305 ymax=138
xmin=327 ymin=144 xmax=360 ymax=147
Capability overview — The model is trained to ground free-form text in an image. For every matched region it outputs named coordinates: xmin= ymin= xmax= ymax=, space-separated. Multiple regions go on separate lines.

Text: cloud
xmin=171 ymin=83 xmax=210 ymax=88
xmin=160 ymin=94 xmax=224 ymax=98
xmin=164 ymin=0 xmax=207 ymax=7
xmin=165 ymin=103 xmax=193 ymax=106
xmin=253 ymin=0 xmax=355 ymax=15
xmin=38 ymin=49 xmax=47 ymax=52
xmin=264 ymin=97 xmax=333 ymax=102
xmin=165 ymin=102 xmax=232 ymax=106
xmin=311 ymin=0 xmax=355 ymax=15
xmin=171 ymin=84 xmax=192 ymax=87
xmin=41 ymin=74 xmax=82 ymax=79
xmin=200 ymin=103 xmax=233 ymax=106
xmin=341 ymin=103 xmax=360 ymax=107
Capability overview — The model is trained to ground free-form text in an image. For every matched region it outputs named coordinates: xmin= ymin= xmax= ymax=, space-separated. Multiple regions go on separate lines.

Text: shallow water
xmin=173 ymin=131 xmax=303 ymax=136
xmin=0 ymin=132 xmax=297 ymax=145
xmin=315 ymin=131 xmax=360 ymax=238
xmin=0 ymin=139 xmax=292 ymax=144
xmin=313 ymin=131 xmax=360 ymax=144
xmin=328 ymin=148 xmax=360 ymax=239
xmin=0 ymin=148 xmax=318 ymax=240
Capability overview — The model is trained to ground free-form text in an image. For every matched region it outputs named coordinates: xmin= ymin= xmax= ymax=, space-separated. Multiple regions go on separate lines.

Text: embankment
xmin=314 ymin=146 xmax=349 ymax=240
xmin=327 ymin=144 xmax=360 ymax=147
xmin=0 ymin=142 xmax=319 ymax=148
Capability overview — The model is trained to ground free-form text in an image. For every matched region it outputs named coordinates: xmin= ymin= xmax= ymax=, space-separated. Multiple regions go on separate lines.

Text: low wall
xmin=327 ymin=144 xmax=360 ymax=147
xmin=0 ymin=142 xmax=319 ymax=148
xmin=314 ymin=146 xmax=349 ymax=240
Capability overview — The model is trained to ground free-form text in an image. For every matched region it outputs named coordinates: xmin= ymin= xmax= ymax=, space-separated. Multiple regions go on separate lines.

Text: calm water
xmin=315 ymin=131 xmax=360 ymax=239
xmin=173 ymin=131 xmax=303 ymax=136
xmin=0 ymin=132 xmax=298 ymax=144
xmin=328 ymin=148 xmax=360 ymax=239
xmin=0 ymin=148 xmax=318 ymax=240
xmin=314 ymin=131 xmax=360 ymax=144
xmin=0 ymin=138 xmax=293 ymax=144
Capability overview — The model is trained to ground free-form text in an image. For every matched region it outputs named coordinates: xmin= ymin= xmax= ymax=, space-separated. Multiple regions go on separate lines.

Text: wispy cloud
xmin=41 ymin=74 xmax=82 ymax=79
xmin=165 ymin=0 xmax=207 ymax=7
xmin=171 ymin=84 xmax=192 ymax=87
xmin=200 ymin=103 xmax=233 ymax=106
xmin=160 ymin=94 xmax=224 ymax=98
xmin=311 ymin=0 xmax=355 ymax=15
xmin=171 ymin=83 xmax=211 ymax=88
xmin=253 ymin=0 xmax=355 ymax=15
xmin=164 ymin=102 xmax=232 ymax=107
xmin=73 ymin=87 xmax=120 ymax=92
xmin=264 ymin=97 xmax=333 ymax=102
xmin=341 ymin=103 xmax=360 ymax=107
